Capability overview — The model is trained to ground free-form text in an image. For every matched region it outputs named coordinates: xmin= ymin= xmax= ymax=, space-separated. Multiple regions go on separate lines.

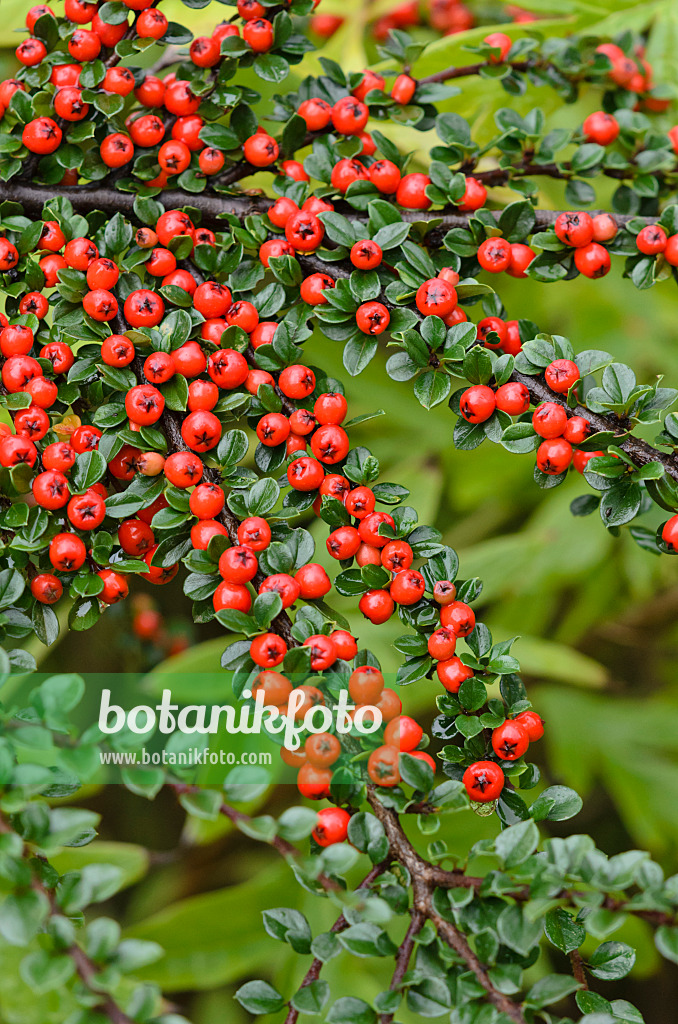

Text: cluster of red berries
xmin=459 ymin=358 xmax=613 ymax=476
xmin=263 ymin=655 xmax=545 ymax=842
xmin=7 ymin=2 xmax=294 ymax=189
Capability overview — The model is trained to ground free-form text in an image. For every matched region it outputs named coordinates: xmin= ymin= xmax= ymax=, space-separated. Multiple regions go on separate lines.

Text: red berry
xmin=326 ymin=526 xmax=360 ymax=559
xmin=300 ymin=273 xmax=334 ymax=305
xmin=545 ymin=359 xmax=580 ymax=393
xmin=384 ymin=714 xmax=422 ymax=752
xmin=312 ymin=807 xmax=350 ymax=846
xmin=532 ymin=402 xmax=567 ymax=439
xmin=484 ymin=31 xmax=512 ymax=61
xmin=514 ymin=710 xmax=544 ymax=741
xmin=330 ymin=158 xmax=369 ymax=193
xmin=396 ymin=173 xmax=431 ymax=210
xmin=463 ymin=761 xmax=504 ymax=802
xmin=460 ymin=385 xmax=496 ymax=424
xmin=243 ymin=132 xmax=279 ymax=167
xmin=181 ymin=410 xmax=221 ymax=452
xmin=457 ymin=176 xmax=487 ymax=212
xmin=574 ymin=242 xmax=611 ymax=278
xmin=303 ymin=634 xmax=337 ymax=670
xmin=358 ymin=589 xmax=394 ymax=623
xmin=369 ymin=159 xmax=401 ymax=194
xmin=332 ymin=96 xmax=368 ymax=135
xmin=495 ymin=382 xmax=529 ymax=415
xmin=416 ymin=278 xmax=457 ymax=317
xmin=298 ymin=97 xmax=332 ymax=131
xmin=437 ymin=656 xmax=474 ymax=693
xmin=537 ymin=437 xmax=573 ymax=475
xmin=636 ymin=224 xmax=667 ymax=255
xmin=440 ymin=601 xmax=475 ymax=637
xmin=287 ymin=456 xmax=324 ymax=491
xmin=250 ymin=634 xmax=287 ymax=667
xmin=49 ymin=532 xmax=86 ymax=572
xmin=477 ymin=237 xmax=511 ymax=273
xmin=213 ymin=580 xmax=252 ymax=613
xmin=582 ymin=111 xmax=619 ymax=146
xmin=31 ymin=573 xmax=63 ymax=605
xmin=350 ymin=239 xmax=382 ymax=270
xmin=507 ymin=243 xmax=535 ymax=278
xmin=22 ymin=117 xmax=62 ymax=154
xmin=492 ymin=720 xmax=529 ymax=760
xmin=238 ymin=516 xmax=271 ymax=551
xmin=563 ymin=416 xmax=589 ymax=444
xmin=279 ymin=364 xmax=316 ymax=399
xmin=243 ymin=18 xmax=274 ymax=52
xmin=285 ymin=212 xmax=324 ymax=252
xmin=294 ymin=562 xmax=331 ymax=599
xmin=554 ymin=212 xmax=594 ymax=248
xmin=477 ymin=316 xmax=507 ymax=349
xmin=356 ymin=301 xmax=389 ymax=335
xmin=391 ymin=73 xmax=416 ymax=104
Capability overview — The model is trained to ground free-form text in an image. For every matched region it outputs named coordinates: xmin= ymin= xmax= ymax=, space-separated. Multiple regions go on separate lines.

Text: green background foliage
xmin=1 ymin=0 xmax=678 ymax=1021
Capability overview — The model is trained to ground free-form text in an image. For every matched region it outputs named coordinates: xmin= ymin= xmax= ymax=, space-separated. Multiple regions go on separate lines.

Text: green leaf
xmin=0 ymin=891 xmax=49 ymax=946
xmin=343 ymin=336 xmax=378 ymax=376
xmin=253 ymin=53 xmax=289 ymax=83
xmin=494 ymin=818 xmax=539 ymax=867
xmin=544 ymin=907 xmax=586 ymax=959
xmin=414 ymin=369 xmax=451 ymax=409
xmin=0 ymin=568 xmax=25 ymax=610
xmin=291 ymin=980 xmax=330 ymax=1014
xmin=31 ymin=602 xmax=59 ymax=647
xmin=217 ymin=428 xmax=249 ymax=466
xmin=530 ymin=785 xmax=582 ymax=822
xmin=327 ymin=997 xmax=377 ymax=1023
xmin=656 ymin=926 xmax=678 ymax=965
xmin=262 ymin=908 xmax=312 ymax=954
xmin=72 ymin=451 xmax=107 ymax=492
xmin=525 ymin=974 xmax=581 ymax=1009
xmin=319 ymin=212 xmax=358 ymax=247
xmin=235 ymin=980 xmax=285 ymax=1014
xmin=347 ymin=812 xmax=389 ymax=864
xmin=588 ymin=941 xmax=636 ymax=980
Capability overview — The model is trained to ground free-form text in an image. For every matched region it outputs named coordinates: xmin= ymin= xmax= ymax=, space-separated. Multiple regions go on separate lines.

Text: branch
xmin=366 ymin=791 xmax=529 ymax=1024
xmin=170 ymin=783 xmax=340 ymax=890
xmin=378 ymin=911 xmax=425 ymax=1024
xmin=283 ymin=862 xmax=389 ymax=1024
xmin=0 ymin=181 xmax=654 ymax=238
xmin=512 ymin=368 xmax=678 ymax=481
xmin=418 ymin=60 xmax=531 ymax=84
xmin=0 ymin=813 xmax=134 ymax=1024
xmin=570 ymin=949 xmax=589 ymax=990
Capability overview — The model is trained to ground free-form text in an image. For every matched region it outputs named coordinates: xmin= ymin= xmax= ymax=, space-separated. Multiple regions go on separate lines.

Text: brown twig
xmin=0 ymin=813 xmax=133 ymax=1024
xmin=570 ymin=949 xmax=589 ymax=989
xmin=379 ymin=910 xmax=425 ymax=1024
xmin=170 ymin=783 xmax=339 ymax=891
xmin=283 ymin=861 xmax=390 ymax=1024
